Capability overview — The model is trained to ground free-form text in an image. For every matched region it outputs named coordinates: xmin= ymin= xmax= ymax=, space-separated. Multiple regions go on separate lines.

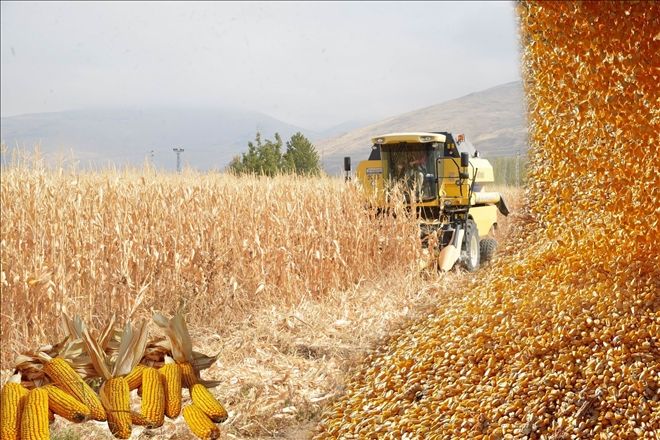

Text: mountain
xmin=1 ymin=82 xmax=526 ymax=173
xmin=312 ymin=118 xmax=375 ymax=140
xmin=0 ymin=107 xmax=313 ymax=171
xmin=317 ymin=81 xmax=528 ymax=174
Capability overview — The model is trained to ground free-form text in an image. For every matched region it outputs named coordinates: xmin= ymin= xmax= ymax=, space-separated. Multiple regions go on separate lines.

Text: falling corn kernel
xmin=315 ymin=2 xmax=660 ymax=438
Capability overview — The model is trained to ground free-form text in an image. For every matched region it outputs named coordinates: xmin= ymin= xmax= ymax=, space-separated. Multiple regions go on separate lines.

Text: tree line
xmin=227 ymin=132 xmax=528 ymax=187
xmin=228 ymin=132 xmax=321 ymax=176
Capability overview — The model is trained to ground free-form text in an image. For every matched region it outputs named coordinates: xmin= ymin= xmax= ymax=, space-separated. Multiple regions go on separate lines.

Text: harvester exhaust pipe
xmin=344 ymin=157 xmax=351 ymax=182
xmin=437 ymin=225 xmax=464 ymax=272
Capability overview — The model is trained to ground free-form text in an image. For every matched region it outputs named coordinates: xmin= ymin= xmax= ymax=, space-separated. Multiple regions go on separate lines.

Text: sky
xmin=1 ymin=1 xmax=521 ymax=131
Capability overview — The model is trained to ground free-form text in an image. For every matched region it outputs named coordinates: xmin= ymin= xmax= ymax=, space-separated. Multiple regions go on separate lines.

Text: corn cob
xmin=179 ymin=361 xmax=197 ymax=389
xmin=79 ymin=319 xmax=149 ymax=438
xmin=125 ymin=364 xmax=146 ymax=390
xmin=100 ymin=377 xmax=131 ymax=439
xmin=130 ymin=410 xmax=155 ymax=428
xmin=159 ymin=356 xmax=182 ymax=418
xmin=140 ymin=367 xmax=165 ymax=428
xmin=1 ymin=374 xmax=29 ymax=440
xmin=19 ymin=388 xmax=49 ymax=440
xmin=38 ymin=355 xmax=106 ymax=421
xmin=182 ymin=404 xmax=221 ymax=440
xmin=153 ymin=306 xmax=213 ymax=391
xmin=42 ymin=384 xmax=90 ymax=423
xmin=190 ymin=384 xmax=227 ymax=423
xmin=47 ymin=410 xmax=54 ymax=424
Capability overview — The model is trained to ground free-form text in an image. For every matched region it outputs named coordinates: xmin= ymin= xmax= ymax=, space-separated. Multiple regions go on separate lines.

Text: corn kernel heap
xmin=316 ymin=2 xmax=659 ymax=439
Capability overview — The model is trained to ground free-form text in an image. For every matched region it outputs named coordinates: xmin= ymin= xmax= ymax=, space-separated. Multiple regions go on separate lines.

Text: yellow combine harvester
xmin=346 ymin=132 xmax=509 ymax=271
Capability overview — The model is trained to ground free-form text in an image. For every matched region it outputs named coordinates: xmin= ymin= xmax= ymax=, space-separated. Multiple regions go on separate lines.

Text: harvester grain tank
xmin=346 ymin=132 xmax=509 ymax=271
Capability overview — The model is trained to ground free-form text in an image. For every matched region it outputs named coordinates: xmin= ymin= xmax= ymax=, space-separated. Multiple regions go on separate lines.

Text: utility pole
xmin=173 ymin=147 xmax=184 ymax=173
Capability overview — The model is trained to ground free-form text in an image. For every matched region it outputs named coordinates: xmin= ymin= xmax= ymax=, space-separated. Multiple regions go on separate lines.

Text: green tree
xmin=227 ymin=155 xmax=243 ymax=173
xmin=229 ymin=131 xmax=284 ymax=176
xmin=258 ymin=132 xmax=284 ymax=176
xmin=283 ymin=132 xmax=321 ymax=175
xmin=229 ymin=131 xmax=321 ymax=176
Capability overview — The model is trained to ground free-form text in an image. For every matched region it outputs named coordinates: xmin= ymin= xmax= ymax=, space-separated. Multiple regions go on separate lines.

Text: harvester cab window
xmin=444 ymin=142 xmax=459 ymax=158
xmin=442 ymin=134 xmax=476 ymax=159
xmin=387 ymin=144 xmax=436 ymax=202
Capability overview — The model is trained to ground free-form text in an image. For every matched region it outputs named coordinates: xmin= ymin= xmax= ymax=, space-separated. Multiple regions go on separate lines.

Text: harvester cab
xmin=349 ymin=132 xmax=509 ymax=271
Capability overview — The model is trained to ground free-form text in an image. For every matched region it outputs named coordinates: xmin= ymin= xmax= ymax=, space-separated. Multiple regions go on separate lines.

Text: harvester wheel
xmin=461 ymin=219 xmax=480 ymax=272
xmin=480 ymin=237 xmax=498 ymax=264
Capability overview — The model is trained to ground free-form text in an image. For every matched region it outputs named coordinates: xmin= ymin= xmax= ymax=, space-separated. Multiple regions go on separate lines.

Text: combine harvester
xmin=345 ymin=132 xmax=509 ymax=271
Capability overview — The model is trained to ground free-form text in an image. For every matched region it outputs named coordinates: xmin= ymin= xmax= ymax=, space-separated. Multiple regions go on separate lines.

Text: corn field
xmin=315 ymin=2 xmax=659 ymax=439
xmin=2 ymin=1 xmax=659 ymax=439
xmin=0 ymin=154 xmax=422 ymax=368
xmin=486 ymin=156 xmax=529 ymax=187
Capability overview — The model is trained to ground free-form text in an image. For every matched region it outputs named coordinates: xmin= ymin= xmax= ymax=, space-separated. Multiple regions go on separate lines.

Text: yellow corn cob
xmin=101 ymin=377 xmax=131 ymax=439
xmin=179 ymin=361 xmax=197 ymax=389
xmin=1 ymin=374 xmax=29 ymax=440
xmin=140 ymin=367 xmax=164 ymax=428
xmin=159 ymin=356 xmax=182 ymax=418
xmin=19 ymin=388 xmax=49 ymax=440
xmin=182 ymin=404 xmax=221 ymax=440
xmin=130 ymin=410 xmax=156 ymax=428
xmin=190 ymin=384 xmax=227 ymax=423
xmin=125 ymin=364 xmax=146 ymax=390
xmin=43 ymin=384 xmax=90 ymax=423
xmin=40 ymin=356 xmax=106 ymax=421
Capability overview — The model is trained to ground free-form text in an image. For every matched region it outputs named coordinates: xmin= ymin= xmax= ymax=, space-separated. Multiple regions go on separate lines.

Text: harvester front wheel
xmin=480 ymin=237 xmax=497 ymax=264
xmin=461 ymin=219 xmax=480 ymax=272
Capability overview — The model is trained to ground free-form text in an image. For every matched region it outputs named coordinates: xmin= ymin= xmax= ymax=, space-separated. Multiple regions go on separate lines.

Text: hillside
xmin=1 ymin=82 xmax=526 ymax=173
xmin=318 ymin=81 xmax=528 ymax=173
xmin=0 ymin=107 xmax=313 ymax=171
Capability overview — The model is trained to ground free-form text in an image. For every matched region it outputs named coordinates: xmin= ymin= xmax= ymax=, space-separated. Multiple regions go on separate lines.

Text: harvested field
xmin=0 ymin=153 xmax=520 ymax=438
xmin=315 ymin=2 xmax=659 ymax=439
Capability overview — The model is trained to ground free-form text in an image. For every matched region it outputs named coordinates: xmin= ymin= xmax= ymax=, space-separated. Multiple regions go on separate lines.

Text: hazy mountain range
xmin=318 ymin=81 xmax=528 ymax=173
xmin=1 ymin=107 xmax=321 ymax=171
xmin=1 ymin=81 xmax=527 ymax=173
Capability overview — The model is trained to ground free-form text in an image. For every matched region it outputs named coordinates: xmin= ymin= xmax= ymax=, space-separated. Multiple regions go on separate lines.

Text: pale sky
xmin=1 ymin=1 xmax=521 ymax=130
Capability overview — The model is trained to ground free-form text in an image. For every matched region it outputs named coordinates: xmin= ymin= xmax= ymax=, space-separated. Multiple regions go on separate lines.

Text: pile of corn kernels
xmin=315 ymin=2 xmax=659 ymax=438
